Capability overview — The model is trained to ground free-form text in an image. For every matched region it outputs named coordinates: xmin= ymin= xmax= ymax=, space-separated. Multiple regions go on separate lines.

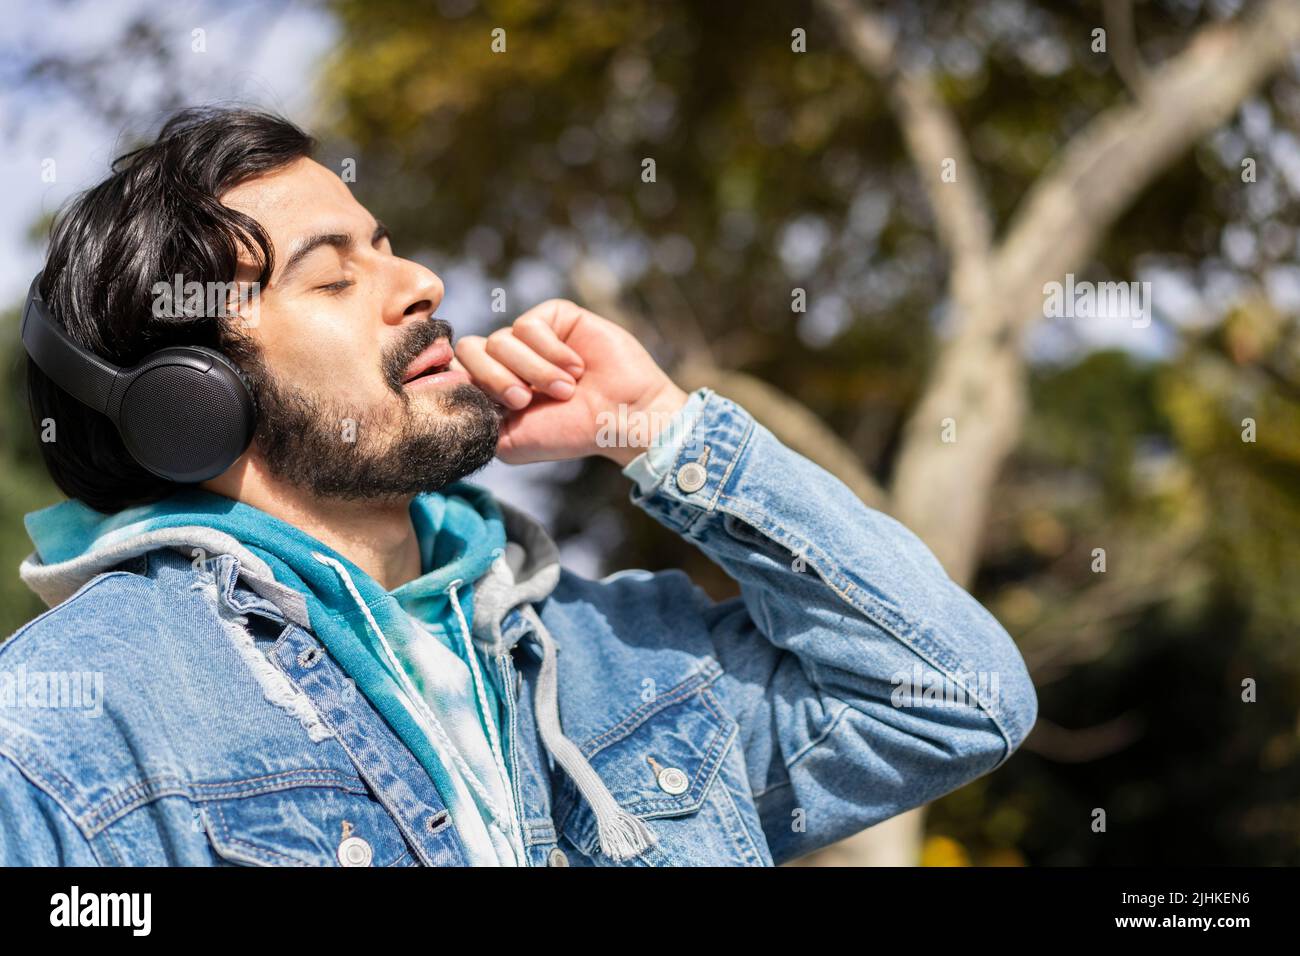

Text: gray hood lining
xmin=19 ymin=526 xmax=311 ymax=629
xmin=470 ymin=499 xmax=561 ymax=654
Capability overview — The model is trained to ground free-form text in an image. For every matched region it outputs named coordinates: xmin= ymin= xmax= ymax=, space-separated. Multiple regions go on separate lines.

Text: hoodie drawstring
xmin=446 ymin=580 xmax=510 ymax=797
xmin=520 ymin=604 xmax=657 ymax=862
xmin=446 ymin=579 xmax=526 ymax=865
xmin=312 ymin=553 xmax=517 ymax=852
xmin=314 ymin=553 xmax=655 ymax=864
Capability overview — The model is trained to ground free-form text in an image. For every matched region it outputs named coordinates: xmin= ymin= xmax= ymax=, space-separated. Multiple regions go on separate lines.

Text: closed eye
xmin=316 ymin=279 xmax=355 ymax=294
xmin=309 ymin=222 xmax=388 ymax=294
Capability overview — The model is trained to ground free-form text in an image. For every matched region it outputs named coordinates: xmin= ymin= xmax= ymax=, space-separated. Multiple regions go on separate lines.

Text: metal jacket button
xmin=675 ymin=462 xmax=707 ymax=493
xmin=656 ymin=766 xmax=689 ymax=795
xmin=337 ymin=835 xmax=373 ymax=867
xmin=547 ymin=847 xmax=570 ymax=867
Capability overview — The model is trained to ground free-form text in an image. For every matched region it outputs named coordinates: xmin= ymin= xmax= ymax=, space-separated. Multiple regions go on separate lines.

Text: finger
xmin=511 ymin=314 xmax=585 ymax=378
xmin=484 ymin=329 xmax=576 ymax=400
xmin=454 ymin=335 xmax=534 ymax=410
xmin=511 ymin=298 xmax=584 ymax=342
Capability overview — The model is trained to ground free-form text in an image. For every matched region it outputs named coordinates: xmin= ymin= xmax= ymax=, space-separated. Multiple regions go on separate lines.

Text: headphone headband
xmin=21 ymin=272 xmax=125 ymax=416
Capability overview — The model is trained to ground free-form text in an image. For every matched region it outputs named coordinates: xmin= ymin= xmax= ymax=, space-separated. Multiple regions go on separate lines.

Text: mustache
xmin=382 ymin=317 xmax=455 ymax=393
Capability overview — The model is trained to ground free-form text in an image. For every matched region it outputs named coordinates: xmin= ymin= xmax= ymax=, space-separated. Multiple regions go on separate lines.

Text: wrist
xmin=598 ymin=379 xmax=690 ymax=468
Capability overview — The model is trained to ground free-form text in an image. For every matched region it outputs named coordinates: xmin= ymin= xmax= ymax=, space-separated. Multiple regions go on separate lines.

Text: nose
xmin=387 ymin=262 xmax=444 ymax=327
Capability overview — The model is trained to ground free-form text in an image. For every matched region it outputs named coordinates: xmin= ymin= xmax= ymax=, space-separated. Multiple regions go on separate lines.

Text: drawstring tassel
xmin=523 ymin=605 xmax=657 ymax=861
xmin=597 ymin=806 xmax=658 ymax=862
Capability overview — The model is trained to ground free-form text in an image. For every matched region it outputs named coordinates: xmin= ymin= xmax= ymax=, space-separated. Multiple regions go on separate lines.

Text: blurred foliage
xmin=3 ymin=0 xmax=1299 ymax=863
xmin=0 ymin=307 xmax=62 ymax=633
xmin=939 ymin=304 xmax=1300 ymax=863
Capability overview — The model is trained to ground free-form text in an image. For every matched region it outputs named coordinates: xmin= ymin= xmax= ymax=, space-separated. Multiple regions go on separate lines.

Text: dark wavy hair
xmin=27 ymin=106 xmax=316 ymax=513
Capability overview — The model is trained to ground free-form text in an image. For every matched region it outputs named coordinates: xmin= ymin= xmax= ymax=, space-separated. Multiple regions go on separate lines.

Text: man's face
xmin=220 ymin=156 xmax=501 ymax=501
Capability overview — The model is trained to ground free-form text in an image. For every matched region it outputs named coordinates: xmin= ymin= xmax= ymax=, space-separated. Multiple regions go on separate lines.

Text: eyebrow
xmin=276 ymin=220 xmax=389 ymax=285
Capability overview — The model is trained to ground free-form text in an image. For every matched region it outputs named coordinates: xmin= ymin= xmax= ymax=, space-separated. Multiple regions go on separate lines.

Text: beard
xmin=235 ymin=319 xmax=503 ymax=502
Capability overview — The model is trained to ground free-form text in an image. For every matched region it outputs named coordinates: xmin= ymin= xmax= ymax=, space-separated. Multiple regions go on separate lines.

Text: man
xmin=0 ymin=107 xmax=1036 ymax=866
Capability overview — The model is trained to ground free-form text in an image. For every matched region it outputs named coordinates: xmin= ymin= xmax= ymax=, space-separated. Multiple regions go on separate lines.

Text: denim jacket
xmin=0 ymin=388 xmax=1037 ymax=866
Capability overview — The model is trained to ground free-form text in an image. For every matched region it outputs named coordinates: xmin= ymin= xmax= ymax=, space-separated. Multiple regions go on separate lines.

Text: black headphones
xmin=21 ymin=271 xmax=258 ymax=483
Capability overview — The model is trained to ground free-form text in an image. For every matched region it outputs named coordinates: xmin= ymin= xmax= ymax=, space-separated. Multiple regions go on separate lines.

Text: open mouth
xmin=404 ymin=361 xmax=452 ymax=384
xmin=402 ymin=339 xmax=454 ymax=385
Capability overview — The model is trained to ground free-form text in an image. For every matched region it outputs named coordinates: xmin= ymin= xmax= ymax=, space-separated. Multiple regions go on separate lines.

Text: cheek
xmin=258 ymin=304 xmax=388 ymax=404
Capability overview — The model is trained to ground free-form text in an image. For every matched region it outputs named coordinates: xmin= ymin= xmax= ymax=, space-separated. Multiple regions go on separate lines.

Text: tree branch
xmin=1021 ymin=712 xmax=1146 ymax=763
xmin=876 ymin=0 xmax=1300 ymax=584
xmin=816 ymin=0 xmax=993 ymax=294
xmin=1103 ymin=0 xmax=1148 ymax=100
xmin=996 ymin=0 xmax=1300 ymax=329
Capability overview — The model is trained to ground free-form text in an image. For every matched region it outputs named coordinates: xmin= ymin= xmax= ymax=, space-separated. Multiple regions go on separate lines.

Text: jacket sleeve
xmin=625 ymin=387 xmax=1038 ymax=864
xmin=0 ymin=754 xmax=102 ymax=866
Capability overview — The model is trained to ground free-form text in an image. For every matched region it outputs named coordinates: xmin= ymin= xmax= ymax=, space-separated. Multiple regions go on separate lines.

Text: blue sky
xmin=0 ymin=0 xmax=337 ymax=304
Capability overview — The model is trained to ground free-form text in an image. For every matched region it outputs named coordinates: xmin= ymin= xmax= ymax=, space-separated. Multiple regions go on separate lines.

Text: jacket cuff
xmin=626 ymin=387 xmax=756 ymax=532
xmin=620 ymin=387 xmax=711 ymax=495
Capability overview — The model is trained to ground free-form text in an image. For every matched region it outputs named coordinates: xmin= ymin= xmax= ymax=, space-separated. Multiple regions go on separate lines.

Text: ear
xmin=229 ymin=279 xmax=264 ymax=332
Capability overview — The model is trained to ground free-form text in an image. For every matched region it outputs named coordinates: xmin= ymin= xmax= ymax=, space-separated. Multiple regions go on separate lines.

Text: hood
xmin=21 ymin=486 xmax=551 ymax=657
xmin=17 ymin=485 xmax=657 ymax=863
xmin=468 ymin=497 xmax=560 ymax=654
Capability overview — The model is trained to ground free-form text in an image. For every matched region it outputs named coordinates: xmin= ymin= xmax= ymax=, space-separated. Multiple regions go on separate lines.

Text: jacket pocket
xmin=197 ymin=771 xmax=418 ymax=867
xmin=555 ymin=666 xmax=757 ymax=865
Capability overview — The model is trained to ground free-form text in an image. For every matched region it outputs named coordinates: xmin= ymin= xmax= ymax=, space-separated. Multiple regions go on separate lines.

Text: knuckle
xmin=513 ymin=315 xmax=544 ymax=335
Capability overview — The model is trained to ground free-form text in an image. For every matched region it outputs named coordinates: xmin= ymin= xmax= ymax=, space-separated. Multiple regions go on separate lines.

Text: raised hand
xmin=452 ymin=299 xmax=688 ymax=466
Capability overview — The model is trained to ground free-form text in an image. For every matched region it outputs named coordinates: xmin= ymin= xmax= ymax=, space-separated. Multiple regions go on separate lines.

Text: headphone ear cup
xmin=203 ymin=347 xmax=259 ymax=420
xmin=114 ymin=347 xmax=257 ymax=483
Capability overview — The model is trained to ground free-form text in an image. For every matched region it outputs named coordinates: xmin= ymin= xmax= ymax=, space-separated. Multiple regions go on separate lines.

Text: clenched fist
xmin=451 ymin=299 xmax=689 ymax=467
